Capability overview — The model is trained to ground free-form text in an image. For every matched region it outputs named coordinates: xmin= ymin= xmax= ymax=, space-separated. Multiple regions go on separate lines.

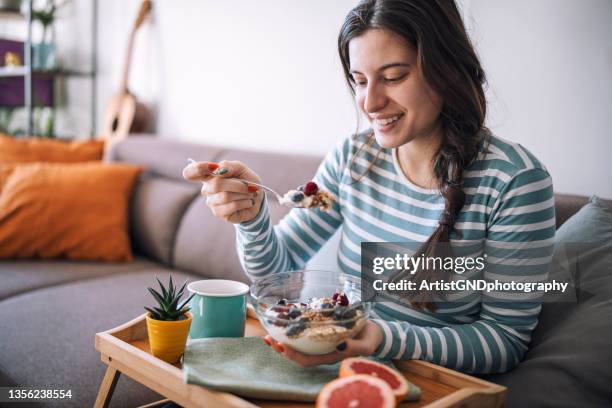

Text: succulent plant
xmin=145 ymin=275 xmax=195 ymax=321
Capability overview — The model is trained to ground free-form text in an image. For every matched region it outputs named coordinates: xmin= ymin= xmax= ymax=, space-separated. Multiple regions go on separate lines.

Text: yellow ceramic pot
xmin=146 ymin=312 xmax=192 ymax=364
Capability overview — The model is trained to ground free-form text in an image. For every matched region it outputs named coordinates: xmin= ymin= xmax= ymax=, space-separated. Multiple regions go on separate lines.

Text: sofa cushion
xmin=0 ymin=267 xmax=201 ymax=407
xmin=485 ymin=196 xmax=612 ymax=407
xmin=172 ymin=196 xmax=293 ymax=281
xmin=105 ymin=135 xmax=226 ymax=181
xmin=0 ymin=133 xmax=104 ymax=164
xmin=0 ymin=257 xmax=161 ymax=301
xmin=0 ymin=162 xmax=143 ymax=262
xmin=130 ymin=174 xmax=198 ymax=264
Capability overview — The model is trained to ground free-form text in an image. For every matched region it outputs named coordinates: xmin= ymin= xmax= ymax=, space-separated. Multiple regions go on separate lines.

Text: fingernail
xmin=207 ymin=163 xmax=220 ymax=171
xmin=263 ymin=338 xmax=272 ymax=346
xmin=336 ymin=342 xmax=347 ymax=351
xmin=247 ymin=184 xmax=259 ymax=193
xmin=277 ymin=344 xmax=285 ymax=353
xmin=214 ymin=168 xmax=229 ymax=175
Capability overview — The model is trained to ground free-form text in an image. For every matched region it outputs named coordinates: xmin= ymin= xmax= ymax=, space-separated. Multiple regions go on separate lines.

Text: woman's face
xmin=348 ymin=29 xmax=443 ymax=148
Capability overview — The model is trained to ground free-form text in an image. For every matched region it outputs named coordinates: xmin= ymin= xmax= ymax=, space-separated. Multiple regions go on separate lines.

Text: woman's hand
xmin=183 ymin=160 xmax=264 ymax=224
xmin=263 ymin=320 xmax=383 ymax=367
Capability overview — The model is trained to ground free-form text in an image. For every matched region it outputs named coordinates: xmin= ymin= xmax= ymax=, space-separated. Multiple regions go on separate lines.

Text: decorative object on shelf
xmin=30 ymin=0 xmax=70 ymax=70
xmin=145 ymin=275 xmax=195 ymax=364
xmin=101 ymin=0 xmax=151 ymax=143
xmin=0 ymin=0 xmax=21 ymax=12
xmin=4 ymin=51 xmax=21 ymax=66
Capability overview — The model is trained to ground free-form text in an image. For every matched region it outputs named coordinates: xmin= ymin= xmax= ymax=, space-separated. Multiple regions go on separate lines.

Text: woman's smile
xmin=371 ymin=112 xmax=405 ymax=132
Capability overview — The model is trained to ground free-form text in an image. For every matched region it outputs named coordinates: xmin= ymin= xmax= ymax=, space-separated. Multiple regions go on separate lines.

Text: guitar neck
xmin=119 ymin=0 xmax=152 ymax=93
xmin=120 ymin=31 xmax=137 ymax=93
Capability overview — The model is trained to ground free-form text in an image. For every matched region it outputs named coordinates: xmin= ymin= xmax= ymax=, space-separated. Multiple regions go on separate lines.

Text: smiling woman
xmin=183 ymin=0 xmax=556 ymax=375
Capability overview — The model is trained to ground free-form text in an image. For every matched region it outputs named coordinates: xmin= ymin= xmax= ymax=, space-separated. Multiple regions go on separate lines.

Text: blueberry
xmin=321 ymin=302 xmax=334 ymax=317
xmin=277 ymin=298 xmax=287 ymax=305
xmin=333 ymin=307 xmax=356 ymax=320
xmin=286 ymin=322 xmax=307 ymax=337
xmin=290 ymin=192 xmax=305 ymax=203
xmin=339 ymin=320 xmax=356 ymax=329
xmin=288 ymin=308 xmax=302 ymax=319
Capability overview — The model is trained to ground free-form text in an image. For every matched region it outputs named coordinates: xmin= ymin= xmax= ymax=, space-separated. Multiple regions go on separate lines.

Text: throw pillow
xmin=0 ymin=162 xmax=142 ymax=262
xmin=486 ymin=196 xmax=612 ymax=407
xmin=0 ymin=133 xmax=105 ymax=163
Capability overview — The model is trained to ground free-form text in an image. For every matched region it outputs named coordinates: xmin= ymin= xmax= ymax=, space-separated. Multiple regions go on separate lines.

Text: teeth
xmin=374 ymin=114 xmax=402 ymax=127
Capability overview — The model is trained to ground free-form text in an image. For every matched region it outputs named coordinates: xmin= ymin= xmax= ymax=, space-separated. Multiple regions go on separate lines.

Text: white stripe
xmin=482 ymin=304 xmax=541 ymax=318
xmin=378 ymin=320 xmax=394 ymax=357
xmin=338 ymin=248 xmax=361 ymax=272
xmin=497 ymin=196 xmax=554 ymax=217
xmin=279 ymin=226 xmax=316 ymax=257
xmin=463 ymin=186 xmax=501 ymax=198
xmin=489 ymin=217 xmax=556 ymax=233
xmin=412 ymin=328 xmax=422 ymax=359
xmin=486 ymin=143 xmax=511 ymax=161
xmin=464 ymin=168 xmax=512 ymax=183
xmin=433 ymin=328 xmax=448 ymax=365
xmin=450 ymin=330 xmax=464 ymax=370
xmin=480 ymin=323 xmax=508 ymax=372
xmin=514 ymin=145 xmax=534 ymax=169
xmin=286 ymin=216 xmax=327 ymax=247
xmin=392 ymin=321 xmax=407 ymax=359
xmin=485 ymin=237 xmax=555 ymax=249
xmin=349 ymin=157 xmax=445 ymax=210
xmin=421 ymin=328 xmax=433 ymax=360
xmin=308 ymin=211 xmax=338 ymax=235
xmin=503 ymin=176 xmax=552 ymax=200
xmin=473 ymin=327 xmax=493 ymax=373
xmin=345 ymin=185 xmax=440 ymax=227
xmin=344 ymin=201 xmax=430 ymax=241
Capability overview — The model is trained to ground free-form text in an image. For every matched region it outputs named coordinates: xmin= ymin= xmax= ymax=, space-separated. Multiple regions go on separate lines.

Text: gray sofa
xmin=0 ymin=136 xmax=610 ymax=407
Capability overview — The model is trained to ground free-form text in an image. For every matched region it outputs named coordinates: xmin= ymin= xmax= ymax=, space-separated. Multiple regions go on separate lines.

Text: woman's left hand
xmin=263 ymin=320 xmax=383 ymax=367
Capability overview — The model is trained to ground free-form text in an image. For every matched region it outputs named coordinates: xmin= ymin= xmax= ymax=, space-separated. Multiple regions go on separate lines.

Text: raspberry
xmin=338 ymin=293 xmax=349 ymax=306
xmin=303 ymin=181 xmax=319 ymax=196
xmin=332 ymin=291 xmax=340 ymax=302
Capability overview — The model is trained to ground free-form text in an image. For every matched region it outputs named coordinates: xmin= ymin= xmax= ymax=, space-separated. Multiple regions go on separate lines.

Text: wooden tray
xmin=94 ymin=308 xmax=506 ymax=408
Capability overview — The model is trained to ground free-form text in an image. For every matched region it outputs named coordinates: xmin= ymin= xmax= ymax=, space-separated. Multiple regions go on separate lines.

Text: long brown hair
xmin=338 ymin=0 xmax=488 ymax=311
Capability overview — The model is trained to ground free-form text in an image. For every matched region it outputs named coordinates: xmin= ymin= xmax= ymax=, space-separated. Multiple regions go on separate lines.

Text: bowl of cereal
xmin=250 ymin=270 xmax=371 ymax=355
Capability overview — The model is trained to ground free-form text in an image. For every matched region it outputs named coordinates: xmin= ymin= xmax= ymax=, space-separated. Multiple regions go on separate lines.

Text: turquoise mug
xmin=187 ymin=279 xmax=250 ymax=339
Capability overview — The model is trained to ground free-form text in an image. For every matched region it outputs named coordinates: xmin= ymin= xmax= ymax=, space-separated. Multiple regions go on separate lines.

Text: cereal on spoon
xmin=280 ymin=181 xmax=335 ymax=212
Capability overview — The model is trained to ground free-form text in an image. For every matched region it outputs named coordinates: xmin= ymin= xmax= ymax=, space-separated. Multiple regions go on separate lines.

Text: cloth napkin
xmin=183 ymin=337 xmax=421 ymax=402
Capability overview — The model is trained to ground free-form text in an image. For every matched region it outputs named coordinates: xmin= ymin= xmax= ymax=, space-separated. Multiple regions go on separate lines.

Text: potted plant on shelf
xmin=145 ymin=275 xmax=195 ymax=364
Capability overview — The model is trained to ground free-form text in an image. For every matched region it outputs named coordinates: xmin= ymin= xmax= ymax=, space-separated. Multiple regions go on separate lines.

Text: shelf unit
xmin=0 ymin=0 xmax=97 ymax=137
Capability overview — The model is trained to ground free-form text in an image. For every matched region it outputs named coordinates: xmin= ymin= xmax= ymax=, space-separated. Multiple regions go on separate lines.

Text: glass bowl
xmin=250 ymin=270 xmax=371 ymax=355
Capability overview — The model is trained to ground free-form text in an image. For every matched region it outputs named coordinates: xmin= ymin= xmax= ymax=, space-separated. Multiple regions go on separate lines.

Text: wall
xmin=94 ymin=0 xmax=610 ymax=197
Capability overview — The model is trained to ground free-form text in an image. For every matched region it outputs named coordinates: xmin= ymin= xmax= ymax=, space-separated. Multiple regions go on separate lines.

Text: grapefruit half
xmin=316 ymin=374 xmax=395 ymax=408
xmin=340 ymin=357 xmax=409 ymax=403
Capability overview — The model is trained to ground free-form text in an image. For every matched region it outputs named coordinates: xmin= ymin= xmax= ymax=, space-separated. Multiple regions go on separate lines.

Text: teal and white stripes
xmin=235 ymin=131 xmax=555 ymax=374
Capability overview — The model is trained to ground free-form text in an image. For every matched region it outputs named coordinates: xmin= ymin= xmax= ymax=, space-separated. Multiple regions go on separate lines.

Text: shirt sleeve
xmin=234 ymin=138 xmax=350 ymax=281
xmin=371 ymin=167 xmax=556 ymax=374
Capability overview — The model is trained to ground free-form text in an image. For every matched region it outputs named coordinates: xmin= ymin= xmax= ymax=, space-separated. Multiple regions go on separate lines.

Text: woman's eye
xmin=384 ymin=74 xmax=407 ymax=83
xmin=351 ymin=78 xmax=367 ymax=87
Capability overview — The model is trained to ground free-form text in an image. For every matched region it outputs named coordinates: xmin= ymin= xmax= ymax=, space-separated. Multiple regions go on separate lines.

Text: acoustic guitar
xmin=101 ymin=0 xmax=152 ymax=142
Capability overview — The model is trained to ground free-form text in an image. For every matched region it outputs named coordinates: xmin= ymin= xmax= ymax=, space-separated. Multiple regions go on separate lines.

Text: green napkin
xmin=183 ymin=337 xmax=421 ymax=402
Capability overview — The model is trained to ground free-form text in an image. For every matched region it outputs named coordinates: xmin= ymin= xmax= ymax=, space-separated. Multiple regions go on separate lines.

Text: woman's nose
xmin=363 ymin=82 xmax=388 ymax=114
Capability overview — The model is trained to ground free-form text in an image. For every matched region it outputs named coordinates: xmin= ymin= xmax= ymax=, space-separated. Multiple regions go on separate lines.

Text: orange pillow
xmin=0 ymin=133 xmax=105 ymax=164
xmin=0 ymin=162 xmax=142 ymax=262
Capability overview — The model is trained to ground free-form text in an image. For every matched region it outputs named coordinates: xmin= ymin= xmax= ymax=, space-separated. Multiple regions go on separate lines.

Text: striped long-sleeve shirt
xmin=236 ymin=131 xmax=555 ymax=374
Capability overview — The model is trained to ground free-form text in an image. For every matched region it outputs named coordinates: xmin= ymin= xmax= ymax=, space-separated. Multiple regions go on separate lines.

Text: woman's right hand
xmin=182 ymin=160 xmax=264 ymax=224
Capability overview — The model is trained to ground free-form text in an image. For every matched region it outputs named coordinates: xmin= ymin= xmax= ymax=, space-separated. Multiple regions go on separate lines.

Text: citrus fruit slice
xmin=316 ymin=374 xmax=395 ymax=408
xmin=340 ymin=357 xmax=409 ymax=403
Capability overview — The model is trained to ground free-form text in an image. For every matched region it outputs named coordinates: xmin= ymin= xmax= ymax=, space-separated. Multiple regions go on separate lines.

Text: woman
xmin=183 ymin=0 xmax=555 ymax=374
